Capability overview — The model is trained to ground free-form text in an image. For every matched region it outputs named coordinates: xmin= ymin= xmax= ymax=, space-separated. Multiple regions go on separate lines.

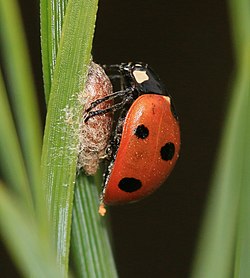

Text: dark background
xmin=1 ymin=0 xmax=234 ymax=277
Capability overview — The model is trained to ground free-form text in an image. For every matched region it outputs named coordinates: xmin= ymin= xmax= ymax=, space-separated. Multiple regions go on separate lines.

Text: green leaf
xmin=71 ymin=174 xmax=118 ymax=277
xmin=230 ymin=1 xmax=250 ymax=277
xmin=0 ymin=184 xmax=61 ymax=278
xmin=0 ymin=70 xmax=33 ymax=210
xmin=40 ymin=0 xmax=117 ymax=276
xmin=40 ymin=0 xmax=68 ymax=102
xmin=41 ymin=0 xmax=99 ymax=275
xmin=0 ymin=0 xmax=43 ymax=211
xmin=191 ymin=0 xmax=250 ymax=277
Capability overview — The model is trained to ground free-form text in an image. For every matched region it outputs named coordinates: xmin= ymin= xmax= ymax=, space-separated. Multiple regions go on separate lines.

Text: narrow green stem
xmin=191 ymin=0 xmax=250 ymax=277
xmin=0 ymin=70 xmax=33 ymax=210
xmin=0 ymin=184 xmax=61 ymax=278
xmin=0 ymin=0 xmax=43 ymax=219
xmin=41 ymin=0 xmax=99 ymax=275
xmin=40 ymin=0 xmax=68 ymax=102
xmin=71 ymin=174 xmax=118 ymax=277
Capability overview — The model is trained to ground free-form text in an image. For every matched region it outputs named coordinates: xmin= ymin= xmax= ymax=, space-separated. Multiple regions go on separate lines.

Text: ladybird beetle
xmin=84 ymin=62 xmax=180 ymax=215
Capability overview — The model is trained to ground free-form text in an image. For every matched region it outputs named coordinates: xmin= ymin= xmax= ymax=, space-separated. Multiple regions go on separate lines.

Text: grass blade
xmin=0 ymin=0 xmax=42 ymax=206
xmin=0 ymin=70 xmax=33 ymax=210
xmin=191 ymin=0 xmax=250 ymax=277
xmin=71 ymin=174 xmax=118 ymax=277
xmin=41 ymin=0 xmax=99 ymax=275
xmin=0 ymin=183 xmax=61 ymax=278
xmin=40 ymin=0 xmax=117 ymax=275
xmin=230 ymin=0 xmax=250 ymax=276
xmin=40 ymin=0 xmax=68 ymax=102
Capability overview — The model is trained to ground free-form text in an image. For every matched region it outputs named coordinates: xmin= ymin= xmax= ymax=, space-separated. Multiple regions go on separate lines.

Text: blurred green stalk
xmin=40 ymin=0 xmax=117 ymax=276
xmin=191 ymin=0 xmax=250 ymax=277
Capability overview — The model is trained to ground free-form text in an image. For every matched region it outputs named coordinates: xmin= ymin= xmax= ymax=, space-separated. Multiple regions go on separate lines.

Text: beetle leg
xmin=85 ymin=88 xmax=132 ymax=113
xmin=84 ymin=94 xmax=133 ymax=123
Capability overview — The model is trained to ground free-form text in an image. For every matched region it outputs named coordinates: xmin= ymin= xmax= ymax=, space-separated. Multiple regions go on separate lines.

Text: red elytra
xmin=102 ymin=94 xmax=180 ymax=205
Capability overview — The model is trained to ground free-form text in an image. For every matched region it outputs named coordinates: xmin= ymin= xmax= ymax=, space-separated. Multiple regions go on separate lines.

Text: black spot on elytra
xmin=160 ymin=142 xmax=175 ymax=161
xmin=134 ymin=124 xmax=149 ymax=139
xmin=118 ymin=178 xmax=142 ymax=193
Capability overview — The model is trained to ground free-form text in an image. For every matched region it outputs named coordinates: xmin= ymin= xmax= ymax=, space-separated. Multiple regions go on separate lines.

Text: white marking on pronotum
xmin=164 ymin=96 xmax=171 ymax=103
xmin=133 ymin=70 xmax=149 ymax=84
